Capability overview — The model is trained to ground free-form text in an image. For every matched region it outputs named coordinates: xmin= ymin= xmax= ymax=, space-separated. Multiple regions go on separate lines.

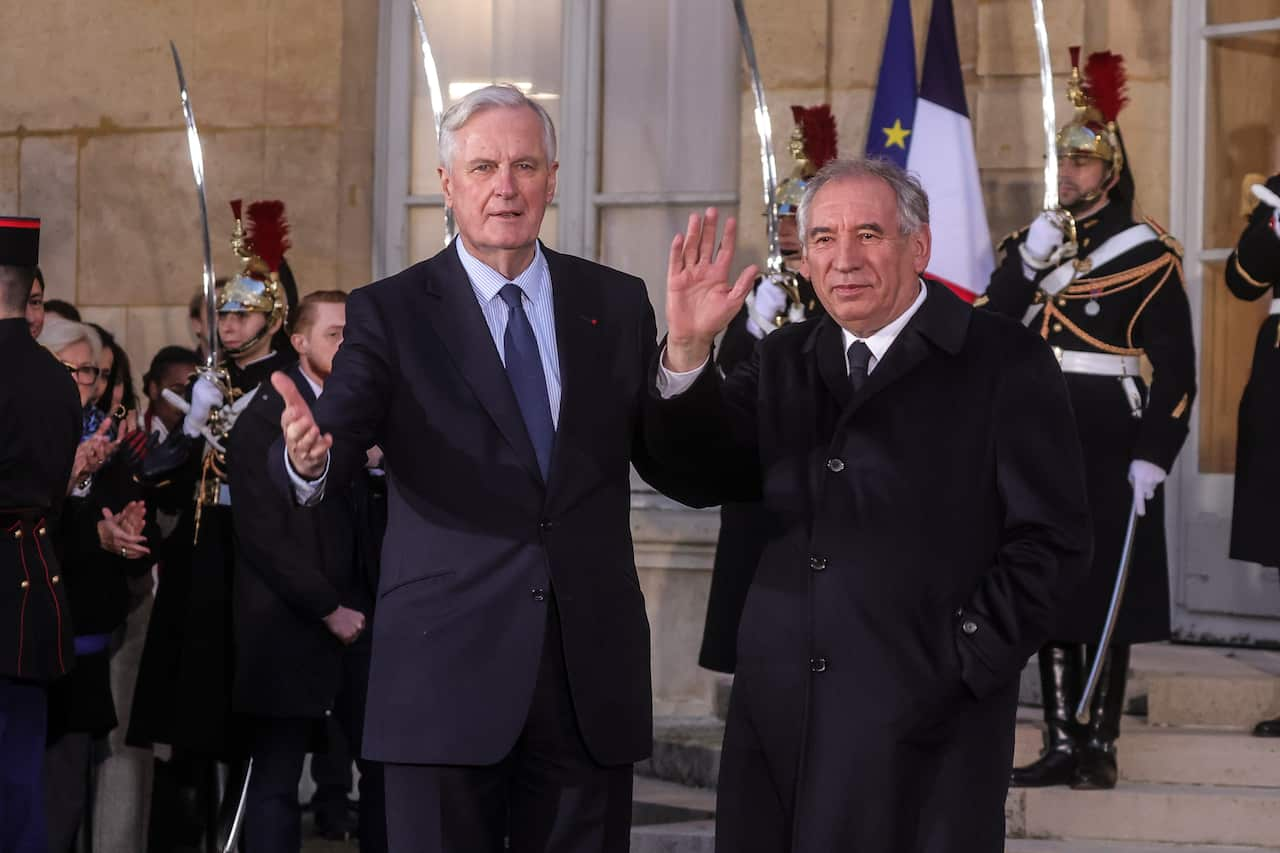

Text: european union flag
xmin=865 ymin=0 xmax=917 ymax=167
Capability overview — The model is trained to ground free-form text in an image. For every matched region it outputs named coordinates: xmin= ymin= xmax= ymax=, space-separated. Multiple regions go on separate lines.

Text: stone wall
xmin=0 ymin=0 xmax=377 ymax=383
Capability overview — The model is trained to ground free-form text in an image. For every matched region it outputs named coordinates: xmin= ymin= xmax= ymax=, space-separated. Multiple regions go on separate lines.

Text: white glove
xmin=1128 ymin=459 xmax=1167 ymax=518
xmin=1018 ymin=211 xmax=1071 ymax=279
xmin=183 ymin=375 xmax=224 ymax=438
xmin=745 ymin=276 xmax=791 ymax=339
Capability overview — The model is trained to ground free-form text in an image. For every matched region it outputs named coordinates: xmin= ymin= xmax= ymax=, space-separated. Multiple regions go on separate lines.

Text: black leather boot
xmin=1253 ymin=717 xmax=1280 ymax=737
xmin=1071 ymin=644 xmax=1130 ymax=790
xmin=1011 ymin=644 xmax=1083 ymax=787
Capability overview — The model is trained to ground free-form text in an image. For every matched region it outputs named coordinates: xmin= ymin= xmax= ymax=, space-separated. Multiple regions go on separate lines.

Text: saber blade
xmin=1075 ymin=495 xmax=1140 ymax=724
xmin=410 ymin=0 xmax=456 ymax=246
xmin=169 ymin=41 xmax=219 ymax=370
xmin=1030 ymin=0 xmax=1059 ymax=211
xmin=731 ymin=0 xmax=782 ymax=274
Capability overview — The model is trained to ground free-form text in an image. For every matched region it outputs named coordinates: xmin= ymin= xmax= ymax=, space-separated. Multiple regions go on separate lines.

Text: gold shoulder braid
xmin=1037 ymin=253 xmax=1178 ymax=354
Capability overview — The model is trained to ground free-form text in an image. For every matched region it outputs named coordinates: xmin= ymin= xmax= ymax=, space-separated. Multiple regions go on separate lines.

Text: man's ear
xmin=911 ymin=224 xmax=933 ymax=275
xmin=438 ymin=166 xmax=453 ymax=208
xmin=290 ymin=332 xmax=306 ymax=357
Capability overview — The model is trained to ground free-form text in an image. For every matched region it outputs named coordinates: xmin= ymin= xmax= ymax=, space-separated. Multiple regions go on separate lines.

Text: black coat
xmin=982 ymin=203 xmax=1196 ymax=643
xmin=128 ymin=349 xmax=294 ymax=756
xmin=0 ymin=317 xmax=81 ymax=683
xmin=229 ymin=364 xmax=378 ymax=718
xmin=643 ymin=281 xmax=1092 ymax=852
xmin=1225 ymin=174 xmax=1280 ymax=568
xmin=701 ymin=275 xmax=824 ymax=673
xmin=268 ymin=240 xmax=688 ymax=767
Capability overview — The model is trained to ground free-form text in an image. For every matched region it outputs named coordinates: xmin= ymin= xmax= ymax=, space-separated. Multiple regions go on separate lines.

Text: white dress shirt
xmin=657 ymin=279 xmax=928 ymax=397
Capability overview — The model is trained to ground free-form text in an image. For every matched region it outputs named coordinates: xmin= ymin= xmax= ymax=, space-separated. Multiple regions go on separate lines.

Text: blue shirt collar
xmin=455 ymin=238 xmax=548 ymax=303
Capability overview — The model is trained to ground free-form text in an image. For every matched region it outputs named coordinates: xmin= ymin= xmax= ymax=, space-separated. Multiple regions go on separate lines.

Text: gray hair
xmin=39 ymin=316 xmax=101 ymax=364
xmin=438 ymin=84 xmax=557 ymax=173
xmin=797 ymin=157 xmax=930 ymax=246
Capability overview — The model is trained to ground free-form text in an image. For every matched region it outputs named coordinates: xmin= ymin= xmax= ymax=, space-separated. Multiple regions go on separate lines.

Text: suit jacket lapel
xmin=543 ymin=245 xmax=604 ymax=490
xmin=421 ymin=241 xmax=544 ymax=485
xmin=288 ymin=364 xmax=318 ymax=408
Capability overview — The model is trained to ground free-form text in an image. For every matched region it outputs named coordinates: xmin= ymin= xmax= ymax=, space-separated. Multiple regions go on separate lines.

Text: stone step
xmin=1013 ymin=711 xmax=1280 ymax=787
xmin=636 ymin=717 xmax=724 ymax=789
xmin=1008 ymin=841 xmax=1279 ymax=852
xmin=631 ymin=775 xmax=716 ymax=852
xmin=1129 ymin=644 xmax=1280 ymax=730
xmin=1010 ymin=782 xmax=1280 ymax=848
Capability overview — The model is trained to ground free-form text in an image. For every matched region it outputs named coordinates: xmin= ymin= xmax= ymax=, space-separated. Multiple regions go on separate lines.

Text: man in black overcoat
xmin=644 ymin=158 xmax=1091 ymax=853
xmin=229 ymin=290 xmax=385 ymax=851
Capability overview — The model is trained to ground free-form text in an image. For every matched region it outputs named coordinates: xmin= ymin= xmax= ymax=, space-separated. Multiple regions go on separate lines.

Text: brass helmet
xmin=776 ymin=105 xmax=839 ymax=217
xmin=217 ymin=199 xmax=290 ymax=356
xmin=1055 ymin=47 xmax=1128 ymax=201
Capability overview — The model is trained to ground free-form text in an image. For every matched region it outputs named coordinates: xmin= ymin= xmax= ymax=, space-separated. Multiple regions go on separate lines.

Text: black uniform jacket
xmin=642 ymin=281 xmax=1091 ymax=852
xmin=0 ymin=317 xmax=82 ymax=683
xmin=701 ymin=274 xmax=824 ymax=673
xmin=229 ymin=364 xmax=378 ymax=718
xmin=983 ymin=202 xmax=1196 ymax=643
xmin=1225 ymin=174 xmax=1280 ymax=568
xmin=268 ymin=240 xmax=691 ymax=767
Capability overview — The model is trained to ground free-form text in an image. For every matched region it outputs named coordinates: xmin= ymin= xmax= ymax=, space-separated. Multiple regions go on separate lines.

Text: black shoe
xmin=1011 ymin=644 xmax=1085 ymax=789
xmin=1070 ymin=743 xmax=1117 ymax=789
xmin=1011 ymin=749 xmax=1078 ymax=787
xmin=313 ymin=796 xmax=355 ymax=841
xmin=1253 ymin=717 xmax=1280 ymax=737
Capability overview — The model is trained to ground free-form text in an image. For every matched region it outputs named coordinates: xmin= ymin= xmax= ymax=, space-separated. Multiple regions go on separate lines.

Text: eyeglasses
xmin=60 ymin=360 xmax=102 ymax=386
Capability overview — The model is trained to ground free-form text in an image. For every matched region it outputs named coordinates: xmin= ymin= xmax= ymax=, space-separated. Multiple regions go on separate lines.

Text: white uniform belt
xmin=1271 ymin=298 xmax=1280 ymax=315
xmin=1053 ymin=348 xmax=1142 ymax=377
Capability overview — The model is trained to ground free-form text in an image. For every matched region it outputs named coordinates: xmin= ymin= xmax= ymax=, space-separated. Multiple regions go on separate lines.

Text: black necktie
xmin=847 ymin=341 xmax=872 ymax=395
xmin=499 ymin=284 xmax=555 ymax=479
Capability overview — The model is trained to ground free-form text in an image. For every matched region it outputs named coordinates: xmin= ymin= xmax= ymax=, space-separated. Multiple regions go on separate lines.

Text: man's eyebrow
xmin=855 ymin=222 xmax=886 ymax=234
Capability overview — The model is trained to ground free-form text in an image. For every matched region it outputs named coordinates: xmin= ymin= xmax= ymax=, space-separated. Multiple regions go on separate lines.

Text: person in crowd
xmin=980 ymin=49 xmax=1196 ymax=790
xmin=43 ymin=299 xmax=80 ymax=323
xmin=1222 ymin=172 xmax=1280 ymax=737
xmin=25 ymin=265 xmax=45 ymax=338
xmin=0 ymin=217 xmax=81 ymax=853
xmin=37 ymin=316 xmax=152 ymax=851
xmin=644 ymin=158 xmax=1090 ymax=852
xmin=142 ymin=346 xmax=202 ymax=442
xmin=230 ymin=290 xmax=386 ymax=852
xmin=274 ymin=84 xmax=690 ymax=852
xmin=130 ymin=200 xmax=296 ymax=851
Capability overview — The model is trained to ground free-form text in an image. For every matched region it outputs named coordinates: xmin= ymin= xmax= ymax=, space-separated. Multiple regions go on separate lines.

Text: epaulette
xmin=1144 ymin=216 xmax=1184 ymax=258
xmin=998 ymin=226 xmax=1029 ymax=250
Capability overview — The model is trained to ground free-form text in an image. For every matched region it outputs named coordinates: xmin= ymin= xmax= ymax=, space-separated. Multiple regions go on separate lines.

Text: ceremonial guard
xmin=980 ymin=49 xmax=1197 ymax=789
xmin=0 ymin=217 xmax=82 ymax=853
xmin=700 ymin=106 xmax=832 ymax=673
xmin=129 ymin=200 xmax=296 ymax=849
xmin=1224 ymin=175 xmax=1280 ymax=737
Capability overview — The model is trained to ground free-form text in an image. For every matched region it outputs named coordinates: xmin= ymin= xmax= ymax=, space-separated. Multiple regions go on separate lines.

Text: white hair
xmin=438 ymin=84 xmax=557 ymax=173
xmin=38 ymin=316 xmax=101 ymax=364
xmin=797 ymin=157 xmax=931 ymax=245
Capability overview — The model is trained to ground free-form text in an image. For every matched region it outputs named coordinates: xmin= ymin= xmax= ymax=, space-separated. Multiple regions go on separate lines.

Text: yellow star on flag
xmin=882 ymin=118 xmax=911 ymax=150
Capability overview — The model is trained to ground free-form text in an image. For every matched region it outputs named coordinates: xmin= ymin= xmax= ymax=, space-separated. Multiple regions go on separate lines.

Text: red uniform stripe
xmin=31 ymin=521 xmax=65 ymax=674
xmin=8 ymin=522 xmax=31 ymax=675
xmin=0 ymin=217 xmax=40 ymax=229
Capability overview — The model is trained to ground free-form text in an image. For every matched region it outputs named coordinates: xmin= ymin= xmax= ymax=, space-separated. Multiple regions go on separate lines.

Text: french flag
xmin=867 ymin=0 xmax=994 ymax=302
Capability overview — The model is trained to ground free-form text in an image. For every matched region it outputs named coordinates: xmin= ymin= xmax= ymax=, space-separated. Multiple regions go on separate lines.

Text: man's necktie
xmin=499 ymin=284 xmax=555 ymax=479
xmin=847 ymin=340 xmax=873 ymax=395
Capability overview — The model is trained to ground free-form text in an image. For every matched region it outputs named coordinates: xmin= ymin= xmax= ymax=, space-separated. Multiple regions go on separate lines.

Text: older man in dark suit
xmin=270 ymin=84 xmax=683 ymax=852
xmin=645 ymin=158 xmax=1093 ymax=853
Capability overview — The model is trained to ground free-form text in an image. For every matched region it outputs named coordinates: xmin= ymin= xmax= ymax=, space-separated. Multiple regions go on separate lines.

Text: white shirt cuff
xmin=285 ymin=446 xmax=329 ymax=506
xmin=656 ymin=349 xmax=711 ymax=399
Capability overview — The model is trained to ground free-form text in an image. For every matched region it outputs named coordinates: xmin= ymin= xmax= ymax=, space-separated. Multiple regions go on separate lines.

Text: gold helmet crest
xmin=1055 ymin=48 xmax=1128 ymax=193
xmin=217 ymin=199 xmax=290 ymax=355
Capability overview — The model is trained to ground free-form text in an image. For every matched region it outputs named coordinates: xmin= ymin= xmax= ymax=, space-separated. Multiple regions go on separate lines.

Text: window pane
xmin=600 ymin=0 xmax=739 ymax=194
xmin=409 ymin=0 xmax=564 ymax=197
xmin=1203 ymin=31 xmax=1280 ymax=250
xmin=1208 ymin=0 xmax=1280 ymax=25
xmin=1198 ymin=260 xmax=1274 ymax=473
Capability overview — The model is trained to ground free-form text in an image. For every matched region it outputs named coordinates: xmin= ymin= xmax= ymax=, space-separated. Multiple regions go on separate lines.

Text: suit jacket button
xmin=532 ymin=588 xmax=546 ymax=602
xmin=826 ymin=458 xmax=845 ymax=473
xmin=20 ymin=580 xmax=30 ymax=589
xmin=51 ymin=575 xmax=61 ymax=584
xmin=37 ymin=527 xmax=46 ymax=536
xmin=809 ymin=556 xmax=827 ymax=572
xmin=962 ymin=620 xmax=978 ymax=635
xmin=539 ymin=520 xmax=553 ymax=532
xmin=12 ymin=529 xmax=21 ymax=540
xmin=810 ymin=657 xmax=827 ymax=673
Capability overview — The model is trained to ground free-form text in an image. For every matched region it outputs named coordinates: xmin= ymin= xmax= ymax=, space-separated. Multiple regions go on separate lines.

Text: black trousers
xmin=243 ymin=645 xmax=386 ymax=853
xmin=383 ymin=606 xmax=633 ymax=853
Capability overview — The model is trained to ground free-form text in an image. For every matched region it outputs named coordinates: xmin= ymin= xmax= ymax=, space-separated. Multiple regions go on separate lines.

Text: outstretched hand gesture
xmin=665 ymin=208 xmax=758 ymax=372
xmin=272 ymin=372 xmax=332 ymax=480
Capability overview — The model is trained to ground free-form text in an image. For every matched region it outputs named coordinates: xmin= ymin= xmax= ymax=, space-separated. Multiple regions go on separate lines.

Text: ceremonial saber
xmin=1075 ymin=495 xmax=1140 ymax=724
xmin=217 ymin=758 xmax=254 ymax=853
xmin=731 ymin=0 xmax=783 ymax=276
xmin=169 ymin=42 xmax=219 ymax=370
xmin=409 ymin=0 xmax=456 ymax=246
xmin=1030 ymin=0 xmax=1059 ymax=213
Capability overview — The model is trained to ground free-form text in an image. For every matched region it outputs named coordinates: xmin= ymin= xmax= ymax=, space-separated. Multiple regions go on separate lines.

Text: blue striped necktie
xmin=499 ymin=283 xmax=554 ymax=478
